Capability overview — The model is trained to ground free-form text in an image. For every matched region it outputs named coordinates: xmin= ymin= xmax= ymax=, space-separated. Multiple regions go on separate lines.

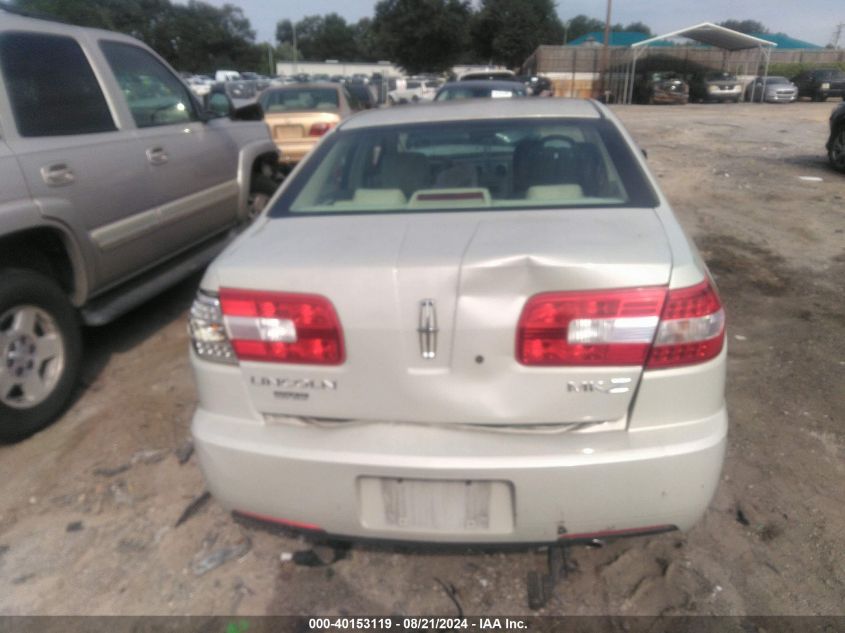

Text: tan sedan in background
xmin=259 ymin=83 xmax=358 ymax=168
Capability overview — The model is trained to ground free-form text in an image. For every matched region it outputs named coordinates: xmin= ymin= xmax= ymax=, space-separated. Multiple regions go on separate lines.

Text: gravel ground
xmin=0 ymin=102 xmax=843 ymax=616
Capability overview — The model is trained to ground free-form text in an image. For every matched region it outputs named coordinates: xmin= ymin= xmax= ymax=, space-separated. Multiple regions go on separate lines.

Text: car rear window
xmin=271 ymin=118 xmax=658 ymax=217
xmin=436 ymin=85 xmax=526 ymax=101
xmin=261 ymin=88 xmax=339 ymax=112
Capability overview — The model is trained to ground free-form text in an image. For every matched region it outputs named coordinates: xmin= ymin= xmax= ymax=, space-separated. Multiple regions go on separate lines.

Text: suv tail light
xmin=218 ymin=289 xmax=344 ymax=365
xmin=308 ymin=122 xmax=334 ymax=137
xmin=517 ymin=280 xmax=724 ymax=368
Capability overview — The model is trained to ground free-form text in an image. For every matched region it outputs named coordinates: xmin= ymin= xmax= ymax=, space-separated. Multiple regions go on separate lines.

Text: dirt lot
xmin=0 ymin=103 xmax=843 ymax=616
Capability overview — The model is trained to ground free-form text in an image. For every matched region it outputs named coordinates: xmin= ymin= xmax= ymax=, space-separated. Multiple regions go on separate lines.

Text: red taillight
xmin=517 ymin=287 xmax=667 ymax=366
xmin=308 ymin=122 xmax=334 ymax=137
xmin=646 ymin=280 xmax=725 ymax=368
xmin=219 ymin=289 xmax=344 ymax=365
xmin=516 ymin=280 xmax=725 ymax=368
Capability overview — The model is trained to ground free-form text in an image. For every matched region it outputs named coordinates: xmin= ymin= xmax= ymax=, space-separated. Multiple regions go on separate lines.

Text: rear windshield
xmin=270 ymin=118 xmax=658 ymax=217
xmin=435 ymin=85 xmax=526 ymax=101
xmin=260 ymin=88 xmax=339 ymax=113
xmin=462 ymin=72 xmax=516 ymax=81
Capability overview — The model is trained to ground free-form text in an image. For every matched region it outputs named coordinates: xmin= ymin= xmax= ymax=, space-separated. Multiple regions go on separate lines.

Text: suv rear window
xmin=272 ymin=118 xmax=658 ymax=216
xmin=0 ymin=32 xmax=115 ymax=137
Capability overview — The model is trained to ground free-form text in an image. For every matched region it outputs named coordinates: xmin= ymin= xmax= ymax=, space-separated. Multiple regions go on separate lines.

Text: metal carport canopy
xmin=621 ymin=22 xmax=776 ymax=104
xmin=632 ymin=22 xmax=776 ymax=51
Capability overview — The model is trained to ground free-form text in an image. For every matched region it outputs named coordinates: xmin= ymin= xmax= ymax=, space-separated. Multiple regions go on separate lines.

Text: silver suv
xmin=0 ymin=13 xmax=280 ymax=440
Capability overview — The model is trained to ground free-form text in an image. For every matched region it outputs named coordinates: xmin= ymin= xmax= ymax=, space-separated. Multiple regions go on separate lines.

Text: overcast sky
xmin=211 ymin=0 xmax=841 ymax=48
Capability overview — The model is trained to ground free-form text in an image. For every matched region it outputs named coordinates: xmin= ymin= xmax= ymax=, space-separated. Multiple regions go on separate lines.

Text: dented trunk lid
xmin=213 ymin=208 xmax=673 ymax=425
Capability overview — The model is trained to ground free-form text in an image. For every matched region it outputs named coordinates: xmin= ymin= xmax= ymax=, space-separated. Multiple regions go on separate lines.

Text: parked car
xmin=0 ymin=12 xmax=281 ymax=441
xmin=459 ymin=69 xmax=518 ymax=82
xmin=743 ymin=76 xmax=798 ymax=103
xmin=186 ymin=74 xmax=214 ymax=98
xmin=240 ymin=72 xmax=271 ymax=92
xmin=223 ymin=78 xmax=257 ymax=102
xmin=387 ymin=78 xmax=440 ymax=104
xmin=792 ymin=69 xmax=845 ymax=102
xmin=258 ymin=83 xmax=357 ymax=168
xmin=526 ymin=75 xmax=553 ymax=96
xmin=827 ymin=101 xmax=845 ymax=172
xmin=689 ymin=71 xmax=742 ymax=103
xmin=434 ymin=80 xmax=527 ymax=101
xmin=633 ymin=72 xmax=689 ymax=105
xmin=215 ymin=69 xmax=241 ymax=82
xmin=345 ymin=82 xmax=377 ymax=109
xmin=189 ymin=99 xmax=727 ymax=552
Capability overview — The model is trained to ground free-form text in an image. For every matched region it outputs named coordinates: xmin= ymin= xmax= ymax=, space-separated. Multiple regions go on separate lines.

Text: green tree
xmin=472 ymin=0 xmax=564 ymax=67
xmin=277 ymin=15 xmax=357 ymax=61
xmin=621 ymin=21 xmax=653 ymax=36
xmin=372 ymin=0 xmax=471 ymax=74
xmin=562 ymin=15 xmax=652 ymax=44
xmin=719 ymin=19 xmax=769 ymax=34
xmin=276 ymin=19 xmax=294 ymax=46
xmin=164 ymin=2 xmax=261 ymax=72
xmin=353 ymin=17 xmax=384 ymax=61
xmin=275 ymin=42 xmax=301 ymax=62
xmin=311 ymin=14 xmax=359 ymax=61
xmin=565 ymin=14 xmax=604 ymax=42
xmin=12 ymin=0 xmax=263 ymax=73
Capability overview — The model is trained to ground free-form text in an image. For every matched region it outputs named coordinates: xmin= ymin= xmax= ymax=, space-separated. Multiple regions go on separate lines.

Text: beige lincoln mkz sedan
xmin=188 ymin=99 xmax=727 ymax=546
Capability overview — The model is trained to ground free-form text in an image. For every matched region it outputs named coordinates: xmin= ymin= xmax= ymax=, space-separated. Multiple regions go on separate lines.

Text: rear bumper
xmin=766 ymin=93 xmax=797 ymax=103
xmin=274 ymin=140 xmax=317 ymax=164
xmin=652 ymin=92 xmax=688 ymax=104
xmin=708 ymin=93 xmax=741 ymax=102
xmin=192 ymin=404 xmax=726 ymax=544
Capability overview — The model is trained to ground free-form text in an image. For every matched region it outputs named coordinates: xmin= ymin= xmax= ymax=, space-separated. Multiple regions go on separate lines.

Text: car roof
xmin=340 ymin=98 xmax=602 ymax=131
xmin=0 ymin=11 xmax=143 ymax=46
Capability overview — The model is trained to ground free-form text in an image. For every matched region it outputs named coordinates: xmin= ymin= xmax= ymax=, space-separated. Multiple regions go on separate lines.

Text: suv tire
xmin=0 ymin=269 xmax=81 ymax=442
xmin=829 ymin=123 xmax=845 ymax=173
xmin=246 ymin=174 xmax=277 ymax=221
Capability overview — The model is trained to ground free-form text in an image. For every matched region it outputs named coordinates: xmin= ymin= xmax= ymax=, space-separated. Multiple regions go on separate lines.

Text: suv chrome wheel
xmin=1 ymin=305 xmax=65 ymax=408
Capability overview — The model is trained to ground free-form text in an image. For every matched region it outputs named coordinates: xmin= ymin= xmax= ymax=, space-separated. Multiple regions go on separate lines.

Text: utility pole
xmin=292 ymin=21 xmax=298 ymax=74
xmin=599 ymin=0 xmax=612 ymax=100
xmin=832 ymin=23 xmax=844 ymax=49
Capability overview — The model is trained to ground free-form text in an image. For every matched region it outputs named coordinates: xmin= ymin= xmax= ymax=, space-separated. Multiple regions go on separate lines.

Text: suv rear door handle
xmin=40 ymin=163 xmax=75 ymax=187
xmin=146 ymin=147 xmax=169 ymax=165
